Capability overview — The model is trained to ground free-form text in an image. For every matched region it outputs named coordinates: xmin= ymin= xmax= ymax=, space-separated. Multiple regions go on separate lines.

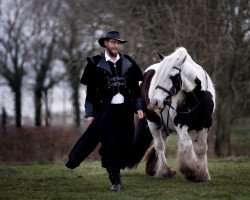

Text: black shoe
xmin=110 ymin=184 xmax=121 ymax=192
xmin=65 ymin=159 xmax=77 ymax=169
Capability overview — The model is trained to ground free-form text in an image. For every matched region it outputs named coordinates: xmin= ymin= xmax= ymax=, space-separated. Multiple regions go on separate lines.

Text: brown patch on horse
xmin=140 ymin=69 xmax=155 ymax=106
xmin=144 ymin=146 xmax=157 ymax=176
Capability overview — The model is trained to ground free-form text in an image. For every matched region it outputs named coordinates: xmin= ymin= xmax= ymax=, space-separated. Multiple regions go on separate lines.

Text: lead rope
xmin=160 ymin=100 xmax=171 ymax=136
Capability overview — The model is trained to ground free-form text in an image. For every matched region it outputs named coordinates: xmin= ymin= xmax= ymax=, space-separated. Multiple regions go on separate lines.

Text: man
xmin=66 ymin=31 xmax=144 ymax=192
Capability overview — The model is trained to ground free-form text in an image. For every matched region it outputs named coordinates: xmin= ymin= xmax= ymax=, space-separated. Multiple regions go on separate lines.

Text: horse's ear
xmin=182 ymin=55 xmax=187 ymax=64
xmin=157 ymin=52 xmax=165 ymax=60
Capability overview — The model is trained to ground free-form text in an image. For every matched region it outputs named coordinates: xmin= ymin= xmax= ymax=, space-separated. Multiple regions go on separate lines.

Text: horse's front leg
xmin=192 ymin=129 xmax=211 ymax=181
xmin=175 ymin=125 xmax=210 ymax=182
xmin=144 ymin=121 xmax=176 ymax=178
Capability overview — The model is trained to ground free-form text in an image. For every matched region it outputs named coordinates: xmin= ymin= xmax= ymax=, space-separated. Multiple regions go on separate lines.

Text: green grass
xmin=1 ymin=157 xmax=249 ymax=200
xmin=231 ymin=120 xmax=250 ymax=156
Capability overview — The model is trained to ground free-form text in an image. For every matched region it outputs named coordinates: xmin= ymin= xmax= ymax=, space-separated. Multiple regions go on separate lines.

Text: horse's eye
xmin=171 ymin=74 xmax=181 ymax=84
xmin=171 ymin=75 xmax=176 ymax=83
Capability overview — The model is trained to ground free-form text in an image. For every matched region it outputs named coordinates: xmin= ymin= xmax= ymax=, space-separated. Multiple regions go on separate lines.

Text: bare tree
xmin=57 ymin=0 xmax=105 ymax=126
xmin=0 ymin=0 xmax=30 ymax=127
xmin=28 ymin=0 xmax=65 ymax=126
xmin=211 ymin=0 xmax=250 ymax=156
xmin=1 ymin=106 xmax=7 ymax=130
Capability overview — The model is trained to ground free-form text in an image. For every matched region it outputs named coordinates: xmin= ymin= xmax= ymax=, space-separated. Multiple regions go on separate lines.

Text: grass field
xmin=0 ymin=157 xmax=249 ymax=200
xmin=0 ymin=119 xmax=249 ymax=199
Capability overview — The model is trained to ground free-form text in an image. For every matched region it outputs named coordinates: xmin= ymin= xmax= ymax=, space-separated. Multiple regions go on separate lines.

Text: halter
xmin=155 ymin=67 xmax=209 ymax=136
xmin=155 ymin=66 xmax=182 ymax=136
xmin=156 ymin=66 xmax=182 ymax=104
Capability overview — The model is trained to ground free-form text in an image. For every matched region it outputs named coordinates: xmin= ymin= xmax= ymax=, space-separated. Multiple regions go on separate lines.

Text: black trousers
xmin=99 ymin=104 xmax=134 ymax=167
xmin=104 ymin=159 xmax=121 ymax=185
xmin=99 ymin=104 xmax=134 ymax=184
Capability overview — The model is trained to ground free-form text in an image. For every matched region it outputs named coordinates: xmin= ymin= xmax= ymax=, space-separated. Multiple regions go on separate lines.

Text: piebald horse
xmin=130 ymin=47 xmax=215 ymax=182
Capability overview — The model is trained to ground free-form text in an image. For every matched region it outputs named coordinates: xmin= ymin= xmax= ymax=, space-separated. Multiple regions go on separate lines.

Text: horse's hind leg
xmin=144 ymin=121 xmax=176 ymax=178
xmin=192 ymin=129 xmax=211 ymax=181
xmin=176 ymin=125 xmax=210 ymax=182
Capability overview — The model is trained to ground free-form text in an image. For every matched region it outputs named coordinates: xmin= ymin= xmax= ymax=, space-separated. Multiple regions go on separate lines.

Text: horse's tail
xmin=127 ymin=117 xmax=153 ymax=168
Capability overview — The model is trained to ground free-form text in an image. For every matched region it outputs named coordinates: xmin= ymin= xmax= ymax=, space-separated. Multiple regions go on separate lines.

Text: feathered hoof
xmin=185 ymin=175 xmax=201 ymax=182
xmin=155 ymin=167 xmax=176 ymax=179
xmin=163 ymin=169 xmax=176 ymax=178
xmin=185 ymin=173 xmax=211 ymax=182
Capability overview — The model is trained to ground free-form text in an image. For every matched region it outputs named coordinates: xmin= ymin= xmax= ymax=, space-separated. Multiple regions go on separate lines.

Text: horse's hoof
xmin=163 ymin=170 xmax=176 ymax=178
xmin=185 ymin=174 xmax=211 ymax=182
xmin=185 ymin=175 xmax=200 ymax=182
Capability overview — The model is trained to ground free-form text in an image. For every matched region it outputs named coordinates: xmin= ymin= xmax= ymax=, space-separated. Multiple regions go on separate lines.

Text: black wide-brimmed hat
xmin=98 ymin=31 xmax=127 ymax=47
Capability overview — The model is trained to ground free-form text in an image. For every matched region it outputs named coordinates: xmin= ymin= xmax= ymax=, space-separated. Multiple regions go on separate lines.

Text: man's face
xmin=104 ymin=39 xmax=122 ymax=57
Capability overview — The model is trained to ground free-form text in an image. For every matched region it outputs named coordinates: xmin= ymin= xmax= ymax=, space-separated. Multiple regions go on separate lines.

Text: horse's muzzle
xmin=148 ymin=99 xmax=164 ymax=111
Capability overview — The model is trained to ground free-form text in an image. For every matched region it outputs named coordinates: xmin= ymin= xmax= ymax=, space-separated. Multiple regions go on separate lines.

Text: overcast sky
xmin=0 ymin=83 xmax=86 ymax=121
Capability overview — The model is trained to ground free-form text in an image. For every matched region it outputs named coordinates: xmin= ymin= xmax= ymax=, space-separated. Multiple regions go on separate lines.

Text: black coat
xmin=66 ymin=52 xmax=143 ymax=169
xmin=81 ymin=53 xmax=143 ymax=117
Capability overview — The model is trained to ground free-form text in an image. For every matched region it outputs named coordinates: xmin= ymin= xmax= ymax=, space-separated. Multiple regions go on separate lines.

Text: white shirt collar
xmin=105 ymin=50 xmax=120 ymax=63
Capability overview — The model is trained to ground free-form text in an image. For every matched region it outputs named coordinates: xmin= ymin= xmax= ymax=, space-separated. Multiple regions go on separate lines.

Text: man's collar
xmin=105 ymin=50 xmax=120 ymax=63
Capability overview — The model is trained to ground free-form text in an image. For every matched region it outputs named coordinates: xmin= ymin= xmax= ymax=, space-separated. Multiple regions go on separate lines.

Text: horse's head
xmin=151 ymin=65 xmax=183 ymax=110
xmin=148 ymin=48 xmax=187 ymax=110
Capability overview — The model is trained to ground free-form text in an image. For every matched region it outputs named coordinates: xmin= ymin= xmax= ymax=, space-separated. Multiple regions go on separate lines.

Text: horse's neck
xmin=147 ymin=63 xmax=161 ymax=98
xmin=181 ymin=59 xmax=207 ymax=92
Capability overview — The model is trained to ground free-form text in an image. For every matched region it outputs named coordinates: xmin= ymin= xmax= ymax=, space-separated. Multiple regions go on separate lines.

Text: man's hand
xmin=136 ymin=110 xmax=144 ymax=119
xmin=84 ymin=117 xmax=95 ymax=125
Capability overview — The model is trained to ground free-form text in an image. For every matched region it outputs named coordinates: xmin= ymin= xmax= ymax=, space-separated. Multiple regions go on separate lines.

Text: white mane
xmin=154 ymin=47 xmax=188 ymax=87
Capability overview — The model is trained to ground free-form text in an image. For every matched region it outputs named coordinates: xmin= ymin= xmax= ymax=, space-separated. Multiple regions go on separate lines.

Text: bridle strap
xmin=160 ymin=101 xmax=171 ymax=136
xmin=156 ymin=66 xmax=182 ymax=96
xmin=173 ymin=66 xmax=181 ymax=71
xmin=156 ymin=67 xmax=182 ymax=136
xmin=156 ymin=85 xmax=172 ymax=95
